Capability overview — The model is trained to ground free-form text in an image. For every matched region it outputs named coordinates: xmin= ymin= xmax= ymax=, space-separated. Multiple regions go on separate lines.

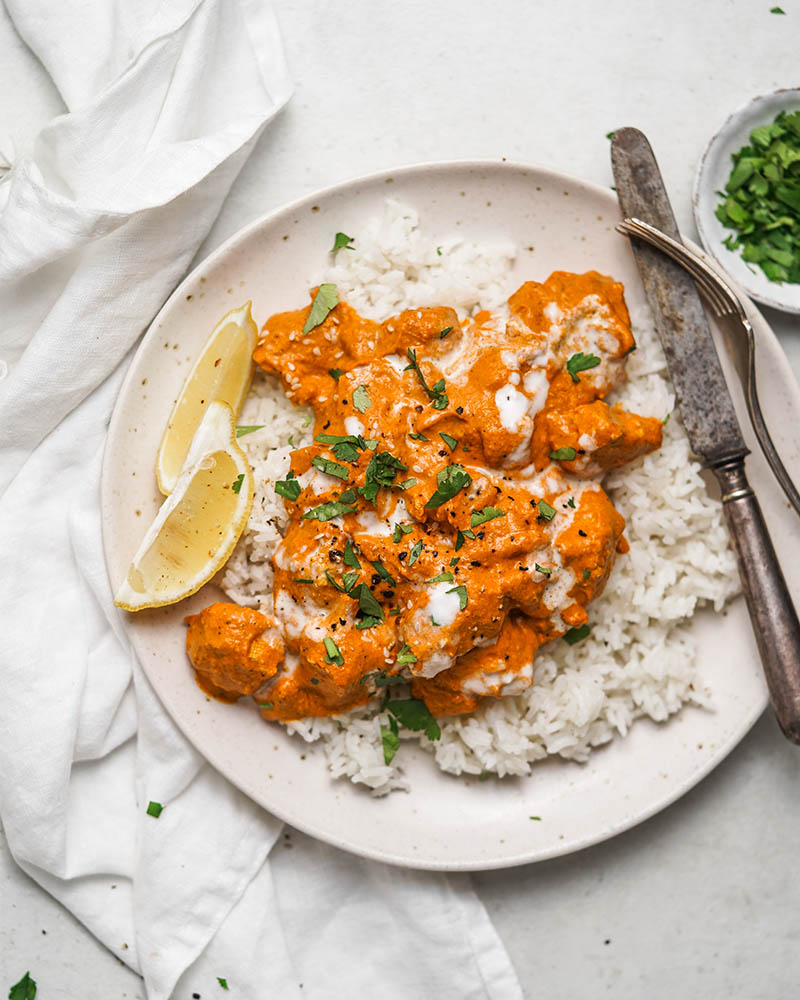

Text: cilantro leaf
xmin=311 ymin=455 xmax=350 ymax=480
xmin=405 ymin=348 xmax=448 ymax=409
xmin=381 ymin=721 xmax=400 ymax=764
xmin=567 ymin=496 xmax=576 ymax=509
xmin=323 ymin=637 xmax=344 ymax=665
xmin=8 ymin=972 xmax=36 ymax=1000
xmin=470 ymin=506 xmax=505 ymax=527
xmin=387 ymin=698 xmax=441 ymax=740
xmin=217 ymin=977 xmax=229 ymax=990
xmin=302 ymin=283 xmax=339 ymax=334
xmin=396 ymin=644 xmax=418 ymax=666
xmin=350 ymin=583 xmax=385 ymax=622
xmin=439 ymin=326 xmax=454 ymax=339
xmin=361 ymin=451 xmax=408 ymax=504
xmin=535 ymin=563 xmax=552 ymax=576
xmin=427 ymin=571 xmax=454 ymax=583
xmin=146 ymin=801 xmax=163 ymax=818
xmin=537 ymin=499 xmax=557 ymax=521
xmin=371 ymin=559 xmax=396 ymax=586
xmin=392 ymin=522 xmax=413 ymax=542
xmin=353 ymin=385 xmax=371 ymax=412
xmin=396 ymin=478 xmax=417 ymax=490
xmin=236 ymin=425 xmax=265 ymax=437
xmin=455 ymin=528 xmax=476 ymax=550
xmin=344 ymin=538 xmax=361 ymax=568
xmin=447 ymin=584 xmax=468 ymax=610
xmin=301 ymin=500 xmax=358 ymax=521
xmin=259 ymin=702 xmax=274 ymax=709
xmin=408 ymin=539 xmax=424 ymax=565
xmin=566 ymin=352 xmax=601 ymax=382
xmin=275 ymin=471 xmax=301 ymax=501
xmin=331 ymin=232 xmax=354 ymax=252
xmin=409 ymin=431 xmax=430 ymax=442
xmin=424 ymin=464 xmax=472 ymax=508
xmin=231 ymin=474 xmax=244 ymax=494
xmin=563 ymin=624 xmax=591 ymax=645
xmin=549 ymin=447 xmax=577 ymax=461
xmin=329 ymin=367 xmax=344 ymax=379
xmin=439 ymin=432 xmax=458 ymax=452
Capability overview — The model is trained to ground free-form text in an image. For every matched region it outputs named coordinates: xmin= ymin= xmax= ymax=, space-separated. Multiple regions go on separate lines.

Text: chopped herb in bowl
xmin=714 ymin=109 xmax=800 ymax=284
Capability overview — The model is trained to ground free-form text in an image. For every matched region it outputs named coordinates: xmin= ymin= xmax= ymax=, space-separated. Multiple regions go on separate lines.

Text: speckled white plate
xmin=102 ymin=160 xmax=800 ymax=871
xmin=694 ymin=87 xmax=800 ymax=313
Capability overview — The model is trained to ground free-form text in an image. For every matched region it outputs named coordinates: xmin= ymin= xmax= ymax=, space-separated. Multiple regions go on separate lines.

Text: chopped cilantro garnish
xmin=436 ymin=246 xmax=443 ymax=256
xmin=331 ymin=232 xmax=354 ymax=252
xmin=424 ymin=464 xmax=472 ymax=508
xmin=408 ymin=539 xmax=424 ymax=565
xmin=217 ymin=977 xmax=229 ymax=991
xmin=8 ymin=972 xmax=36 ymax=1000
xmin=231 ymin=474 xmax=245 ymax=494
xmin=325 ymin=571 xmax=348 ymax=593
xmin=323 ymin=637 xmax=344 ymax=665
xmin=301 ymin=499 xmax=358 ymax=521
xmin=470 ymin=506 xmax=505 ymax=527
xmin=387 ymin=698 xmax=441 ymax=740
xmin=311 ymin=455 xmax=349 ymax=480
xmin=275 ymin=471 xmax=301 ymax=501
xmin=405 ymin=347 xmax=449 ymax=409
xmin=534 ymin=563 xmax=552 ymax=576
xmin=146 ymin=801 xmax=163 ymax=818
xmin=259 ymin=702 xmax=274 ymax=710
xmin=563 ymin=624 xmax=591 ymax=645
xmin=353 ymin=384 xmax=371 ymax=412
xmin=409 ymin=431 xmax=430 ymax=442
xmin=549 ymin=447 xmax=577 ymax=461
xmin=439 ymin=432 xmax=458 ymax=451
xmin=350 ymin=583 xmax=384 ymax=622
xmin=339 ymin=487 xmax=358 ymax=504
xmin=236 ymin=425 xmax=264 ymax=437
xmin=361 ymin=451 xmax=408 ymax=504
xmin=455 ymin=528 xmax=476 ymax=550
xmin=371 ymin=559 xmax=396 ymax=586
xmin=447 ymin=584 xmax=468 ymax=610
xmin=567 ymin=496 xmax=576 ymax=509
xmin=392 ymin=523 xmax=413 ymax=542
xmin=439 ymin=326 xmax=454 ymax=339
xmin=397 ymin=644 xmax=418 ymax=666
xmin=302 ymin=283 xmax=339 ymax=334
xmin=427 ymin=571 xmax=454 ymax=583
xmin=537 ymin=499 xmax=557 ymax=521
xmin=344 ymin=539 xmax=361 ymax=568
xmin=529 ymin=815 xmax=542 ymax=821
xmin=450 ymin=556 xmax=460 ymax=566
xmin=582 ymin=568 xmax=591 ymax=581
xmin=566 ymin=352 xmax=601 ymax=382
xmin=396 ymin=478 xmax=417 ymax=490
xmin=329 ymin=367 xmax=344 ymax=380
xmin=381 ymin=720 xmax=400 ymax=764
xmin=342 ymin=571 xmax=360 ymax=592
xmin=293 ymin=578 xmax=313 ymax=584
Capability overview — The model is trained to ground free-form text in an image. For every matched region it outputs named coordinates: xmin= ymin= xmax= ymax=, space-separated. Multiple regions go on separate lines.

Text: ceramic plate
xmin=102 ymin=160 xmax=800 ymax=871
xmin=693 ymin=87 xmax=800 ymax=313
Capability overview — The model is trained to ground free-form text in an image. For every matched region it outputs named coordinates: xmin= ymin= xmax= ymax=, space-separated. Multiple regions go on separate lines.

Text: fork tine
xmin=616 ymin=218 xmax=745 ymax=321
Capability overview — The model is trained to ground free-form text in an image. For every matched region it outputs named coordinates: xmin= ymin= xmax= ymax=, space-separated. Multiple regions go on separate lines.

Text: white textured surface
xmin=2 ymin=0 xmax=800 ymax=997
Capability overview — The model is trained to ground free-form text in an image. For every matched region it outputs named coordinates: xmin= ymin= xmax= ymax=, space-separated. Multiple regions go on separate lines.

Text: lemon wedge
xmin=156 ymin=301 xmax=257 ymax=495
xmin=115 ymin=401 xmax=253 ymax=612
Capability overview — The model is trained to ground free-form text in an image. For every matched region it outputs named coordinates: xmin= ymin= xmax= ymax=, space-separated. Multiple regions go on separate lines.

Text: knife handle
xmin=712 ymin=459 xmax=800 ymax=743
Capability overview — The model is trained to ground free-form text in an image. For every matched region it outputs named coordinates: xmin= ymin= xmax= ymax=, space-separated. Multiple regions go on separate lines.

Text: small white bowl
xmin=693 ymin=87 xmax=800 ymax=314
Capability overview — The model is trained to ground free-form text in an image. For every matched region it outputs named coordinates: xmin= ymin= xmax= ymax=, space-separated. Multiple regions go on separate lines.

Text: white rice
xmin=222 ymin=199 xmax=740 ymax=795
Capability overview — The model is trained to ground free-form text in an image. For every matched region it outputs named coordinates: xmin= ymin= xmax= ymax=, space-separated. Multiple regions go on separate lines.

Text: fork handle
xmin=712 ymin=458 xmax=800 ymax=742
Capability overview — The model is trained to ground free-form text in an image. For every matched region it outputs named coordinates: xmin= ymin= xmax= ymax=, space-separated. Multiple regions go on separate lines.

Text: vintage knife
xmin=611 ymin=126 xmax=800 ymax=743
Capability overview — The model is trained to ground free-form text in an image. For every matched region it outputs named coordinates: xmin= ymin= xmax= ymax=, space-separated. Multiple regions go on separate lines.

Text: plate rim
xmin=102 ymin=157 xmax=776 ymax=871
xmin=692 ymin=86 xmax=800 ymax=314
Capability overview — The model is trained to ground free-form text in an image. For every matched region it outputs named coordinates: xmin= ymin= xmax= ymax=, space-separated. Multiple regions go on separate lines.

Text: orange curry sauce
xmin=185 ymin=271 xmax=662 ymax=721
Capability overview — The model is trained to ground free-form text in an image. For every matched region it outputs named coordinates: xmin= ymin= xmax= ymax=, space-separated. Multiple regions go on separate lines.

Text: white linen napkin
xmin=0 ymin=2 xmax=523 ymax=997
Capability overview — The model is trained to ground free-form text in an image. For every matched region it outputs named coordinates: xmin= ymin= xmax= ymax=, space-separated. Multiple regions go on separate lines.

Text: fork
xmin=616 ymin=217 xmax=800 ymax=519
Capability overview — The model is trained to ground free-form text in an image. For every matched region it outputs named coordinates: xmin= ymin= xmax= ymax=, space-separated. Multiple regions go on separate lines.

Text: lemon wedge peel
xmin=115 ymin=401 xmax=254 ymax=612
xmin=156 ymin=300 xmax=257 ymax=496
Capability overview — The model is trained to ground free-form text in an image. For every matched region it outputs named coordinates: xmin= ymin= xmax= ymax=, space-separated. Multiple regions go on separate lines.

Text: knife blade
xmin=610 ymin=126 xmax=800 ymax=744
xmin=610 ymin=127 xmax=747 ymax=466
